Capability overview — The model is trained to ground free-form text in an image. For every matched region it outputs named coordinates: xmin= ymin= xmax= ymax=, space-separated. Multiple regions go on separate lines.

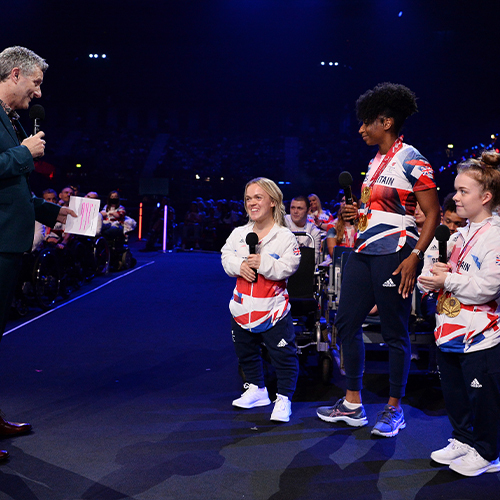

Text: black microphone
xmin=339 ymin=171 xmax=353 ymax=205
xmin=435 ymin=224 xmax=451 ymax=264
xmin=339 ymin=171 xmax=354 ymax=221
xmin=245 ymin=232 xmax=259 ymax=282
xmin=29 ymin=104 xmax=45 ymax=135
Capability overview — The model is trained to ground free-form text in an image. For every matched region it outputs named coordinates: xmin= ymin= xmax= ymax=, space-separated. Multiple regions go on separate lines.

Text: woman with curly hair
xmin=317 ymin=83 xmax=441 ymax=437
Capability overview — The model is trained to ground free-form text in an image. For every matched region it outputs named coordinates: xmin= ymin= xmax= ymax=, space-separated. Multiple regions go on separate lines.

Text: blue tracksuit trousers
xmin=334 ymin=244 xmax=413 ymax=398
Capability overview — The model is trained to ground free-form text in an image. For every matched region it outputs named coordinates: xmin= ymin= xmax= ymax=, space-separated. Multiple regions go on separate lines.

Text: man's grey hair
xmin=0 ymin=46 xmax=48 ymax=82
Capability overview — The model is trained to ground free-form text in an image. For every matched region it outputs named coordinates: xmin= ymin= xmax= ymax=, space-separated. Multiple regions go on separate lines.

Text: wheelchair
xmin=325 ymin=245 xmax=436 ymax=372
xmin=12 ymin=246 xmax=62 ymax=316
xmin=12 ymin=232 xmax=111 ymax=317
xmin=288 ymin=232 xmax=337 ymax=383
xmin=101 ymin=225 xmax=136 ymax=272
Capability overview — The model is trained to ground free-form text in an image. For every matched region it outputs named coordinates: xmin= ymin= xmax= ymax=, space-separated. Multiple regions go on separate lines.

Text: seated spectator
xmin=285 ymin=195 xmax=322 ymax=263
xmin=44 ymin=188 xmax=71 ymax=249
xmin=70 ymin=184 xmax=82 ymax=197
xmin=58 ymin=186 xmax=74 ymax=207
xmin=181 ymin=201 xmax=204 ymax=249
xmin=441 ymin=192 xmax=467 ymax=234
xmin=101 ymin=191 xmax=127 ymax=240
xmin=215 ymin=199 xmax=240 ymax=250
xmin=307 ymin=193 xmax=333 ymax=234
xmin=42 ymin=188 xmax=59 ymax=204
xmin=32 ymin=221 xmax=46 ymax=252
xmin=325 ymin=194 xmax=359 ymax=257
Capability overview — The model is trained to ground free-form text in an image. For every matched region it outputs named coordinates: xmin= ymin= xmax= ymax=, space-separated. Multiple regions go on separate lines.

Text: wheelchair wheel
xmin=118 ymin=248 xmax=133 ymax=271
xmin=33 ymin=249 xmax=60 ymax=310
xmin=320 ymin=355 xmax=333 ymax=384
xmin=94 ymin=236 xmax=110 ymax=275
xmin=12 ymin=297 xmax=29 ymax=317
xmin=68 ymin=241 xmax=86 ymax=289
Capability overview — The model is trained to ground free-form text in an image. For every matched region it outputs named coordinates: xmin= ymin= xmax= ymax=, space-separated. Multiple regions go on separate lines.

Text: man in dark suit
xmin=0 ymin=46 xmax=75 ymax=460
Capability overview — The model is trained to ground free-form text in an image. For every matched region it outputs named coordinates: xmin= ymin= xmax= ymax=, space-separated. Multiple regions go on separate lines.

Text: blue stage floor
xmin=0 ymin=248 xmax=497 ymax=500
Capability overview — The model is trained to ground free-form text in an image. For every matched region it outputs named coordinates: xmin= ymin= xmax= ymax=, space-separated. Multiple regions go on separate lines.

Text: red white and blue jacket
xmin=356 ymin=143 xmax=436 ymax=255
xmin=419 ymin=216 xmax=500 ymax=353
xmin=221 ymin=223 xmax=301 ymax=332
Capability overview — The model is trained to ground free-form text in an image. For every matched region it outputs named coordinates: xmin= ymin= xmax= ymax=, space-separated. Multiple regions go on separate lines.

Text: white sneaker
xmin=450 ymin=448 xmax=500 ymax=476
xmin=270 ymin=394 xmax=291 ymax=422
xmin=232 ymin=383 xmax=271 ymax=409
xmin=431 ymin=438 xmax=472 ymax=465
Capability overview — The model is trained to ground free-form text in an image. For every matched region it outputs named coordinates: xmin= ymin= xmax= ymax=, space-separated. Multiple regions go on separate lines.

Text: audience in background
xmin=285 ymin=195 xmax=322 ymax=263
xmin=58 ymin=186 xmax=74 ymax=207
xmin=307 ymin=193 xmax=333 ymax=234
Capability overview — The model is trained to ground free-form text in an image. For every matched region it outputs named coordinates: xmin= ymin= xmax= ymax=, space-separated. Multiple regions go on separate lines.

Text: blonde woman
xmin=221 ymin=178 xmax=301 ymax=422
xmin=308 ymin=193 xmax=333 ymax=232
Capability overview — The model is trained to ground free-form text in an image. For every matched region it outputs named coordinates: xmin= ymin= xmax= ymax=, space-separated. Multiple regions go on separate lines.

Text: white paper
xmin=64 ymin=196 xmax=101 ymax=237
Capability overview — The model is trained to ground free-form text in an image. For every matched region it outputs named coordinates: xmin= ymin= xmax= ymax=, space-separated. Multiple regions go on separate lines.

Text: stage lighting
xmin=399 ymin=11 xmax=403 ymax=17
xmin=320 ymin=61 xmax=325 ymax=65
xmin=102 ymin=54 xmax=107 ymax=58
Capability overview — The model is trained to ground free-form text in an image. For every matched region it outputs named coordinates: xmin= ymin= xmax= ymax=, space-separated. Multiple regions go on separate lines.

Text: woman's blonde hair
xmin=308 ymin=193 xmax=323 ymax=213
xmin=244 ymin=177 xmax=286 ymax=227
xmin=458 ymin=150 xmax=500 ymax=210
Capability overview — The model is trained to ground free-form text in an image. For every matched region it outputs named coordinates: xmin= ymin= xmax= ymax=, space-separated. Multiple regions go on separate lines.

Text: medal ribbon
xmin=364 ymin=136 xmax=404 ymax=191
xmin=358 ymin=136 xmax=404 ymax=228
xmin=437 ymin=222 xmax=491 ymax=305
xmin=448 ymin=222 xmax=491 ymax=273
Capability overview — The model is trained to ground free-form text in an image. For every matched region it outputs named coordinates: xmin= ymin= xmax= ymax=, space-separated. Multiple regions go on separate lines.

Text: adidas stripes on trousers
xmin=231 ymin=312 xmax=298 ymax=399
xmin=437 ymin=343 xmax=500 ymax=462
xmin=334 ymin=244 xmax=413 ymax=398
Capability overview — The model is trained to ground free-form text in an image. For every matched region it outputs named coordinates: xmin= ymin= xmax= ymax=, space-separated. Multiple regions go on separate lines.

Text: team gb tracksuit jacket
xmin=221 ymin=223 xmax=301 ymax=333
xmin=419 ymin=216 xmax=500 ymax=353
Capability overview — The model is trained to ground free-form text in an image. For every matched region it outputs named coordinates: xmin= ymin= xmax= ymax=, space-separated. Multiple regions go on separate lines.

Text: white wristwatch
xmin=411 ymin=248 xmax=424 ymax=260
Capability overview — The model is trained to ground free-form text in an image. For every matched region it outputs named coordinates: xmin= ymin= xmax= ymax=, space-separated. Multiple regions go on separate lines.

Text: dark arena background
xmin=1 ymin=1 xmax=500 ymax=499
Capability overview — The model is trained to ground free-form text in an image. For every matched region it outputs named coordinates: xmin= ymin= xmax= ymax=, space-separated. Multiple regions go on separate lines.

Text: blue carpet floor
xmin=0 ymin=247 xmax=498 ymax=500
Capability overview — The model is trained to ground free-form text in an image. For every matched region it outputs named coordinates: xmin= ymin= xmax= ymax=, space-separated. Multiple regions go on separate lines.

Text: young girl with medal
xmin=317 ymin=83 xmax=441 ymax=437
xmin=418 ymin=151 xmax=500 ymax=476
xmin=221 ymin=177 xmax=301 ymax=423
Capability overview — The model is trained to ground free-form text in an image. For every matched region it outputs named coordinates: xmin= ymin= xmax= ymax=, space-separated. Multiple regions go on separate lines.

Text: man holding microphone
xmin=0 ymin=46 xmax=76 ymax=460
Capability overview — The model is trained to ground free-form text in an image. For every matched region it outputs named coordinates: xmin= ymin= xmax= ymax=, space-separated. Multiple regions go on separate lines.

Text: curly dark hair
xmin=356 ymin=82 xmax=418 ymax=134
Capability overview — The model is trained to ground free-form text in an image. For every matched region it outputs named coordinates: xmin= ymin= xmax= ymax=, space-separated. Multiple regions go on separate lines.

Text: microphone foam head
xmin=29 ymin=104 xmax=45 ymax=120
xmin=435 ymin=224 xmax=451 ymax=242
xmin=339 ymin=171 xmax=353 ymax=188
xmin=246 ymin=232 xmax=259 ymax=246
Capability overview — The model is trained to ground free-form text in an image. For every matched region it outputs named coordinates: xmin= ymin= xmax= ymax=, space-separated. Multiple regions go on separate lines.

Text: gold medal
xmin=360 ymin=186 xmax=371 ymax=204
xmin=357 ymin=214 xmax=368 ymax=232
xmin=442 ymin=296 xmax=461 ymax=318
xmin=436 ymin=294 xmax=446 ymax=314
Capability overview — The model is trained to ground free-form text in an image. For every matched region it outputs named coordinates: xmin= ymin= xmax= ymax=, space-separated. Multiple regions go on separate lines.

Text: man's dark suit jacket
xmin=0 ymin=108 xmax=59 ymax=253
